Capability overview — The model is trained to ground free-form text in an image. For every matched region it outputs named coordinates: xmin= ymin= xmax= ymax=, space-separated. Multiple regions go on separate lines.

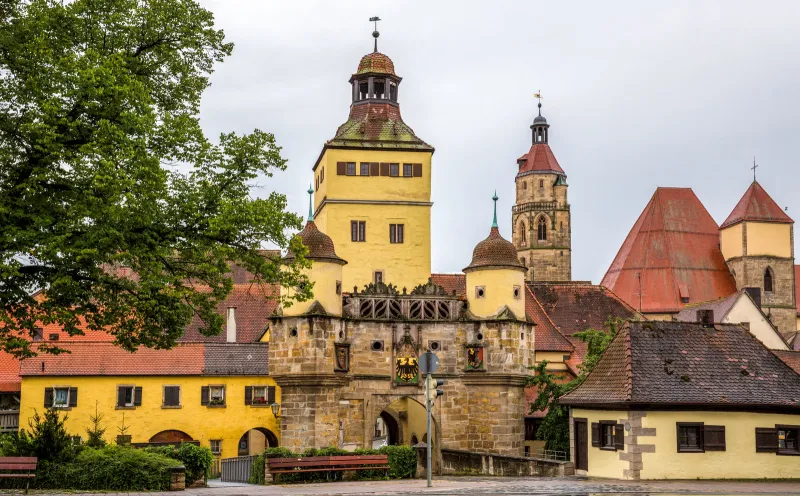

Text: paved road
xmin=11 ymin=477 xmax=800 ymax=495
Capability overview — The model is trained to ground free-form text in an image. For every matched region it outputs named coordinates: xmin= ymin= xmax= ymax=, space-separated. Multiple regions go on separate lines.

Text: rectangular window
xmin=602 ymin=423 xmax=615 ymax=449
xmin=403 ymin=164 xmax=413 ymax=177
xmin=677 ymin=422 xmax=704 ymax=452
xmin=163 ymin=386 xmax=181 ymax=407
xmin=360 ymin=162 xmax=370 ymax=176
xmin=390 ymin=163 xmax=399 ymax=177
xmin=208 ymin=385 xmax=225 ymax=406
xmin=346 ymin=162 xmax=356 ymax=176
xmin=593 ymin=420 xmax=622 ymax=451
xmin=351 ymin=221 xmax=366 ymax=242
xmin=117 ymin=386 xmax=134 ymax=407
xmin=320 ymin=166 xmax=324 ymax=182
xmin=374 ymin=271 xmax=384 ymax=284
xmin=389 ymin=224 xmax=404 ymax=244
xmin=777 ymin=426 xmax=799 ymax=454
xmin=210 ymin=440 xmax=222 ymax=456
xmin=54 ymin=387 xmax=70 ymax=408
xmin=33 ymin=327 xmax=43 ymax=342
xmin=45 ymin=387 xmax=77 ymax=408
xmin=247 ymin=385 xmax=276 ymax=406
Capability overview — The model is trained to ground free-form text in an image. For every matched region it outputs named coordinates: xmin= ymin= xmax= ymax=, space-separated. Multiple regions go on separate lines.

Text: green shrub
xmin=13 ymin=409 xmax=78 ymax=462
xmin=379 ymin=445 xmax=416 ymax=479
xmin=143 ymin=443 xmax=213 ymax=482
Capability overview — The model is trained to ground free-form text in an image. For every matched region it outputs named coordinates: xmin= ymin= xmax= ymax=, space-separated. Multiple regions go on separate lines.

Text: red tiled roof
xmin=516 ymin=144 xmax=565 ymax=175
xmin=430 ymin=274 xmax=466 ymax=298
xmin=720 ymin=181 xmax=793 ymax=229
xmin=529 ymin=282 xmax=640 ymax=336
xmin=774 ymin=350 xmax=800 ymax=375
xmin=601 ymin=188 xmax=737 ymax=314
xmin=562 ymin=321 xmax=800 ymax=409
xmin=284 ymin=221 xmax=346 ymax=265
xmin=355 ymin=52 xmax=396 ymax=76
xmin=525 ymin=286 xmax=572 ymax=352
xmin=464 ymin=227 xmax=525 ymax=272
xmin=795 ymin=265 xmax=800 ymax=317
xmin=179 ymin=284 xmax=278 ymax=343
xmin=0 ymin=353 xmax=20 ymax=392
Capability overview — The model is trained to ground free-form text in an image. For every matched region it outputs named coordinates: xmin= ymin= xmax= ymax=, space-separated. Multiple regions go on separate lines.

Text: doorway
xmin=574 ymin=418 xmax=588 ymax=471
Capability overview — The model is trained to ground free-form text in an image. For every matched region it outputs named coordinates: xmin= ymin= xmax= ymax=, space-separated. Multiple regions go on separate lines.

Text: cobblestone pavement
xmin=11 ymin=477 xmax=800 ymax=495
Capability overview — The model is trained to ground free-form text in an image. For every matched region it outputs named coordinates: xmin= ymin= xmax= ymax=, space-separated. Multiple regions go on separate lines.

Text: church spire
xmin=492 ymin=191 xmax=499 ymax=228
xmin=307 ymin=184 xmax=314 ymax=222
xmin=370 ymin=16 xmax=381 ymax=53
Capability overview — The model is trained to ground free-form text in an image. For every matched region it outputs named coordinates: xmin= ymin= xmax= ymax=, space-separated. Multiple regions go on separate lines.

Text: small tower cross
xmin=751 ymin=157 xmax=759 ymax=182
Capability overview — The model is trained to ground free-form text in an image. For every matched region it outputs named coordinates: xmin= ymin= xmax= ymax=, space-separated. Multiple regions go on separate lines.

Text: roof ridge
xmin=624 ymin=325 xmax=633 ymax=401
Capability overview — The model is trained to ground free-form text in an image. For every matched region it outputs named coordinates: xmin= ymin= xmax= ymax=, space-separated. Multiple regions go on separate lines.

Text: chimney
xmin=226 ymin=307 xmax=236 ymax=343
xmin=744 ymin=287 xmax=761 ymax=308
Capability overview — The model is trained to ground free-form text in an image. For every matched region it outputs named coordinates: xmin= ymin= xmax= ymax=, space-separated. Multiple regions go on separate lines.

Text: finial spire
xmin=534 ymin=90 xmax=543 ymax=116
xmin=307 ymin=184 xmax=314 ymax=222
xmin=370 ymin=16 xmax=381 ymax=53
xmin=492 ymin=191 xmax=499 ymax=228
xmin=751 ymin=157 xmax=759 ymax=182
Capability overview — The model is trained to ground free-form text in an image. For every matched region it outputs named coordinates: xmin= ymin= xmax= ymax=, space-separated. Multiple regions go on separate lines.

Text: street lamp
xmin=270 ymin=402 xmax=281 ymax=418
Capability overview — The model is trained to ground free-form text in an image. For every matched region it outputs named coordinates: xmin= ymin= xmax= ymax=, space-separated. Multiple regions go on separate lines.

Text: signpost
xmin=419 ymin=351 xmax=441 ymax=488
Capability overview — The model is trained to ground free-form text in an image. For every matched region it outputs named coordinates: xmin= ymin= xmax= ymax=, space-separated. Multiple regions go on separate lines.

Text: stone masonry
xmin=727 ymin=256 xmax=796 ymax=337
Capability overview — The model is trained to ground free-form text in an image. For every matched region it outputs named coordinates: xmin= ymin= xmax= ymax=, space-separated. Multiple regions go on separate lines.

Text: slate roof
xmin=675 ymin=292 xmax=739 ymax=323
xmin=464 ymin=227 xmax=526 ymax=272
xmin=525 ymin=286 xmax=573 ymax=352
xmin=601 ymin=188 xmax=738 ymax=313
xmin=19 ymin=342 xmax=268 ymax=377
xmin=720 ymin=181 xmax=793 ymax=229
xmin=528 ymin=282 xmax=640 ymax=336
xmin=516 ymin=144 xmax=565 ymax=175
xmin=561 ymin=321 xmax=800 ymax=410
xmin=284 ymin=221 xmax=346 ymax=265
xmin=430 ymin=274 xmax=466 ymax=298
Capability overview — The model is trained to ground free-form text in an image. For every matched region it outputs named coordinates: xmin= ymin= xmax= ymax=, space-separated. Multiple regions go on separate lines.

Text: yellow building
xmin=310 ymin=48 xmax=434 ymax=291
xmin=562 ymin=320 xmax=800 ymax=479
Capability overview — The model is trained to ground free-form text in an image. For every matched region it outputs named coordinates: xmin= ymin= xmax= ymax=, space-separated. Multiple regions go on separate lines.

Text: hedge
xmin=143 ymin=443 xmax=213 ymax=482
xmin=0 ymin=445 xmax=182 ymax=491
xmin=250 ymin=445 xmax=416 ymax=484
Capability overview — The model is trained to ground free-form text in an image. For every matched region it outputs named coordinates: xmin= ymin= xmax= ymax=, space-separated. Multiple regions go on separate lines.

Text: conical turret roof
xmin=720 ymin=181 xmax=793 ymax=229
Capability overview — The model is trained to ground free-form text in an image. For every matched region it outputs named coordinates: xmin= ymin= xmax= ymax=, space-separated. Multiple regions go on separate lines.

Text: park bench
xmin=0 ymin=457 xmax=37 ymax=493
xmin=267 ymin=454 xmax=389 ymax=482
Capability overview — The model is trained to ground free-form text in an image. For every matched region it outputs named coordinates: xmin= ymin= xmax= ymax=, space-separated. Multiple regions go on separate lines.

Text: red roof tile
xmin=774 ymin=350 xmax=800 ymax=375
xmin=0 ymin=353 xmax=20 ymax=392
xmin=795 ymin=265 xmax=800 ymax=317
xmin=355 ymin=52 xmax=396 ymax=76
xmin=524 ymin=286 xmax=573 ymax=352
xmin=601 ymin=188 xmax=737 ymax=313
xmin=464 ymin=227 xmax=525 ymax=272
xmin=529 ymin=282 xmax=640 ymax=336
xmin=179 ymin=284 xmax=278 ymax=343
xmin=516 ymin=144 xmax=565 ymax=175
xmin=430 ymin=274 xmax=466 ymax=298
xmin=720 ymin=181 xmax=793 ymax=229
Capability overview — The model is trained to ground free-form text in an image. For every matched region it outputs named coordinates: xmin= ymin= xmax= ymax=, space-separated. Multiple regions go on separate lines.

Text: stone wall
xmin=727 ymin=256 xmax=796 ymax=336
xmin=416 ymin=446 xmax=573 ymax=477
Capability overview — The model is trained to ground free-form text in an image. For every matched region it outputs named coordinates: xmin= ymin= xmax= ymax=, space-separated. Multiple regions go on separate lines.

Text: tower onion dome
xmin=284 ymin=221 xmax=347 ymax=265
xmin=463 ymin=192 xmax=525 ymax=272
xmin=354 ymin=52 xmax=396 ymax=76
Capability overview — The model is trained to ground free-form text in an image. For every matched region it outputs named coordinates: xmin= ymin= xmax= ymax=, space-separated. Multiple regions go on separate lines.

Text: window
xmin=522 ymin=181 xmax=527 ymax=190
xmin=764 ymin=268 xmax=774 ymax=293
xmin=360 ymin=162 xmax=370 ymax=176
xmin=374 ymin=271 xmax=384 ymax=284
xmin=246 ymin=385 xmax=276 ymax=406
xmin=537 ymin=216 xmax=547 ymax=241
xmin=346 ymin=162 xmax=356 ymax=176
xmin=602 ymin=423 xmax=615 ymax=449
xmin=210 ymin=440 xmax=222 ymax=456
xmin=163 ymin=386 xmax=181 ymax=407
xmin=48 ymin=333 xmax=59 ymax=341
xmin=677 ymin=423 xmax=703 ymax=452
xmin=390 ymin=163 xmax=399 ymax=177
xmin=520 ymin=222 xmax=526 ymax=243
xmin=54 ymin=387 xmax=71 ymax=408
xmin=475 ymin=286 xmax=486 ymax=299
xmin=539 ymin=179 xmax=544 ymax=188
xmin=351 ymin=221 xmax=366 ymax=242
xmin=520 ymin=257 xmax=526 ymax=267
xmin=389 ymin=224 xmax=404 ymax=244
xmin=202 ymin=385 xmax=226 ymax=407
xmin=778 ymin=426 xmax=799 ymax=454
xmin=403 ymin=164 xmax=413 ymax=177
xmin=591 ymin=421 xmax=623 ymax=451
xmin=525 ymin=418 xmax=542 ymax=441
xmin=117 ymin=385 xmax=142 ymax=408
xmin=336 ymin=280 xmax=342 ymax=295
xmin=33 ymin=327 xmax=43 ymax=342
xmin=320 ymin=166 xmax=324 ymax=182
xmin=513 ymin=285 xmax=521 ymax=299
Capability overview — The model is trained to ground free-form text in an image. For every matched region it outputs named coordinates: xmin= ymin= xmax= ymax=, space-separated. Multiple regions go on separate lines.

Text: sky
xmin=198 ymin=0 xmax=800 ymax=283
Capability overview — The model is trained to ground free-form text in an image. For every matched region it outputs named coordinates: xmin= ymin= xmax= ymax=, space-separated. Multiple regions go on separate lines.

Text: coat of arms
xmin=334 ymin=343 xmax=349 ymax=372
xmin=394 ymin=326 xmax=419 ymax=385
xmin=466 ymin=345 xmax=484 ymax=371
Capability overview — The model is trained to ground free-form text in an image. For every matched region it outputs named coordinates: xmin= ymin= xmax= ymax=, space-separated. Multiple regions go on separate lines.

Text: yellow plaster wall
xmin=20 ymin=376 xmax=280 ymax=459
xmin=640 ymin=410 xmax=800 ymax=479
xmin=724 ymin=295 xmax=789 ymax=350
xmin=571 ymin=409 xmax=629 ymax=479
xmin=642 ymin=313 xmax=675 ymax=321
xmin=745 ymin=222 xmax=792 ymax=258
xmin=719 ymin=223 xmax=743 ymax=261
xmin=465 ymin=268 xmax=525 ymax=319
xmin=534 ymin=352 xmax=568 ymax=371
xmin=281 ymin=261 xmax=343 ymax=316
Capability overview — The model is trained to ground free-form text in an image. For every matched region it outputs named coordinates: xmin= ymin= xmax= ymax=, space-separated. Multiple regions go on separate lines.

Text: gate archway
xmin=237 ymin=427 xmax=279 ymax=456
xmin=149 ymin=430 xmax=193 ymax=443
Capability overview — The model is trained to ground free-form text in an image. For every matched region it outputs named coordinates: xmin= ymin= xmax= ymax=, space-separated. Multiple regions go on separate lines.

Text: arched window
xmin=537 ymin=216 xmax=547 ymax=241
xmin=520 ymin=222 xmax=526 ymax=243
xmin=764 ymin=268 xmax=774 ymax=293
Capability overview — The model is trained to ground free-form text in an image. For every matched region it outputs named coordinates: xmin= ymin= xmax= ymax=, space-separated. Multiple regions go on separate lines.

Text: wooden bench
xmin=0 ymin=457 xmax=37 ymax=493
xmin=267 ymin=455 xmax=389 ymax=482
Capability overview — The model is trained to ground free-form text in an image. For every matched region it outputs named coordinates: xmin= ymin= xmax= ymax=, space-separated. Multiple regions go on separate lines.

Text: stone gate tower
xmin=511 ymin=102 xmax=572 ymax=281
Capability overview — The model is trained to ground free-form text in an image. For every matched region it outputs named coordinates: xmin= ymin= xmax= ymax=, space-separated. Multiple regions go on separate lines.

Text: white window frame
xmin=53 ymin=387 xmax=70 ymax=408
xmin=209 ymin=385 xmax=225 ymax=405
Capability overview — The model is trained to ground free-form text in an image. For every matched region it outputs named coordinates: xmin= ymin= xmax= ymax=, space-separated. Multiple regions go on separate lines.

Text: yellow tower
xmin=464 ymin=194 xmax=527 ymax=320
xmin=281 ymin=187 xmax=347 ymax=317
xmin=310 ymin=31 xmax=434 ymax=291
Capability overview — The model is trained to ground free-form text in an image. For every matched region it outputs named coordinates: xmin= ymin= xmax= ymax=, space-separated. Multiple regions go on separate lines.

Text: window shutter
xmin=703 ymin=425 xmax=725 ymax=451
xmin=68 ymin=387 xmax=78 ymax=407
xmin=614 ymin=424 xmax=625 ymax=450
xmin=117 ymin=387 xmax=126 ymax=407
xmin=380 ymin=163 xmax=390 ymax=176
xmin=44 ymin=388 xmax=53 ymax=408
xmin=134 ymin=387 xmax=142 ymax=406
xmin=267 ymin=386 xmax=276 ymax=405
xmin=370 ymin=162 xmax=380 ymax=176
xmin=591 ymin=422 xmax=600 ymax=447
xmin=245 ymin=386 xmax=253 ymax=405
xmin=412 ymin=163 xmax=422 ymax=177
xmin=201 ymin=386 xmax=210 ymax=406
xmin=755 ymin=428 xmax=778 ymax=452
xmin=336 ymin=162 xmax=346 ymax=175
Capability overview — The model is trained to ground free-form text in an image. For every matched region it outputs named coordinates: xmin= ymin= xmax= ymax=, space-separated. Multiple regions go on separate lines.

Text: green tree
xmin=526 ymin=318 xmax=623 ymax=453
xmin=15 ymin=408 xmax=77 ymax=462
xmin=0 ymin=0 xmax=312 ymax=357
xmin=85 ymin=401 xmax=106 ymax=448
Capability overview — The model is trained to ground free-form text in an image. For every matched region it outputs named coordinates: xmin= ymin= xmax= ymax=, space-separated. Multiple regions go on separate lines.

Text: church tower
xmin=310 ymin=27 xmax=434 ymax=291
xmin=719 ymin=180 xmax=796 ymax=336
xmin=511 ymin=100 xmax=571 ymax=281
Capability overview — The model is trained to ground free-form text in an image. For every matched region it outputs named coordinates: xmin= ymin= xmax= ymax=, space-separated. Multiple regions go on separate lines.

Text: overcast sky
xmin=198 ymin=0 xmax=800 ymax=283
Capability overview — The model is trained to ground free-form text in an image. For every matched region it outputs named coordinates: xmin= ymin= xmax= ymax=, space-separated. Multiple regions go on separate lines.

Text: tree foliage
xmin=11 ymin=408 xmax=77 ymax=462
xmin=0 ymin=0 xmax=312 ymax=356
xmin=526 ymin=318 xmax=623 ymax=453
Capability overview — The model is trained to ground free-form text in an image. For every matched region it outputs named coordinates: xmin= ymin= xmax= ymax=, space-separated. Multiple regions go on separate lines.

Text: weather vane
xmin=534 ymin=90 xmax=543 ymax=115
xmin=751 ymin=156 xmax=758 ymax=182
xmin=370 ymin=16 xmax=381 ymax=53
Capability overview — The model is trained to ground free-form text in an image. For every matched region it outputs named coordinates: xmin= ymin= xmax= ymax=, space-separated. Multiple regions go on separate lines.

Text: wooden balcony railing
xmin=0 ymin=411 xmax=19 ymax=432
